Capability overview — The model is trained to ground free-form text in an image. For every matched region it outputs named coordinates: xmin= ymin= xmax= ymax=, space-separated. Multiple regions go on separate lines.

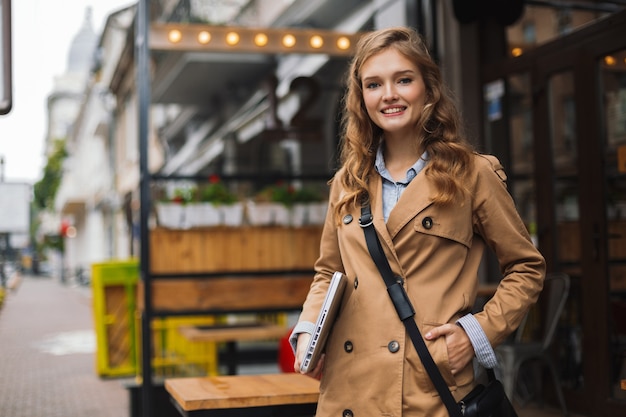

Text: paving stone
xmin=0 ymin=275 xmax=129 ymax=417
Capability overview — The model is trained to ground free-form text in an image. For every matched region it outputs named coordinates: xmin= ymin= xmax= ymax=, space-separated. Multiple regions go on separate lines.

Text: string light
xmin=197 ymin=31 xmax=211 ymax=44
xmin=310 ymin=35 xmax=324 ymax=49
xmin=282 ymin=34 xmax=296 ymax=48
xmin=151 ymin=24 xmax=362 ymax=56
xmin=226 ymin=31 xmax=240 ymax=46
xmin=168 ymin=29 xmax=182 ymax=43
xmin=254 ymin=33 xmax=268 ymax=47
xmin=336 ymin=36 xmax=350 ymax=50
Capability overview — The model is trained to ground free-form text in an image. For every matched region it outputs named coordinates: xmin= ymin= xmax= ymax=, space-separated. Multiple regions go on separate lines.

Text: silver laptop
xmin=300 ymin=271 xmax=347 ymax=373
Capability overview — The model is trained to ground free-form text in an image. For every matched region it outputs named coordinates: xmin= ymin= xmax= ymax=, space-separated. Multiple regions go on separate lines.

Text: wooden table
xmin=165 ymin=373 xmax=320 ymax=417
xmin=178 ymin=323 xmax=290 ymax=375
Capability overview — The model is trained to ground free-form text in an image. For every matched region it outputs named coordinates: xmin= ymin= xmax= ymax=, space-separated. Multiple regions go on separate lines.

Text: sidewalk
xmin=0 ymin=274 xmax=128 ymax=417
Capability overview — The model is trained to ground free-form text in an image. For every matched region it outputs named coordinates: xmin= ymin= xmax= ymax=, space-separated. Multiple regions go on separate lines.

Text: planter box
xmin=186 ymin=203 xmax=221 ymax=227
xmin=156 ymin=203 xmax=186 ymax=229
xmin=149 ymin=226 xmax=323 ymax=274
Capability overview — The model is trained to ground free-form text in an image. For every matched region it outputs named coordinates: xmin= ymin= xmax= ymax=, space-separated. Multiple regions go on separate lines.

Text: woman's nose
xmin=383 ymin=86 xmax=398 ymax=101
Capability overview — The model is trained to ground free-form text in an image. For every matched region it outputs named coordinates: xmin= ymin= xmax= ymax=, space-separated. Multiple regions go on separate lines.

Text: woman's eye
xmin=365 ymin=82 xmax=380 ymax=89
xmin=398 ymin=78 xmax=412 ymax=85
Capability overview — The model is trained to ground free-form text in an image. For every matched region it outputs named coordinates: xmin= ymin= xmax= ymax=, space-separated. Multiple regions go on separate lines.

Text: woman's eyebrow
xmin=362 ymin=69 xmax=416 ymax=83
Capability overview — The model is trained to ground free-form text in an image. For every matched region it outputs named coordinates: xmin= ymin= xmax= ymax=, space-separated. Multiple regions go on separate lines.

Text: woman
xmin=291 ymin=27 xmax=545 ymax=416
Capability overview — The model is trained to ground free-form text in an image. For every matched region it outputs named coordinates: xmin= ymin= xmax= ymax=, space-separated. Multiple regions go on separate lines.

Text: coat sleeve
xmin=297 ymin=176 xmax=345 ymax=325
xmin=471 ymin=154 xmax=546 ymax=346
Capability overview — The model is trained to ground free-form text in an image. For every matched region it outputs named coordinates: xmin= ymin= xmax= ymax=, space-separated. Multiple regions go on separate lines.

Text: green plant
xmin=254 ymin=181 xmax=296 ymax=206
xmin=33 ymin=138 xmax=67 ymax=210
xmin=292 ymin=187 xmax=324 ymax=203
xmin=198 ymin=175 xmax=238 ymax=205
xmin=160 ymin=186 xmax=194 ymax=204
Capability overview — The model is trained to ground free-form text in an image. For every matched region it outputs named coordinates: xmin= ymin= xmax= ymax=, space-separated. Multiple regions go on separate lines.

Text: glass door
xmin=600 ymin=46 xmax=626 ymax=403
xmin=546 ymin=70 xmax=585 ymax=395
xmin=482 ymin=10 xmax=626 ymax=415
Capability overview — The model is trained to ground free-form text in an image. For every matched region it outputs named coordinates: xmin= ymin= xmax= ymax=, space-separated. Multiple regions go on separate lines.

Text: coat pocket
xmin=409 ymin=321 xmax=475 ymax=397
xmin=413 ymin=204 xmax=473 ymax=249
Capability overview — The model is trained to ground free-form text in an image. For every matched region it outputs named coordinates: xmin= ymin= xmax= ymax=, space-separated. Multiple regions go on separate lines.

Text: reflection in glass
xmin=549 ymin=71 xmax=584 ymax=390
xmin=506 ymin=4 xmax=623 ymax=58
xmin=600 ymin=47 xmax=626 ymax=401
xmin=508 ymin=73 xmax=537 ymax=244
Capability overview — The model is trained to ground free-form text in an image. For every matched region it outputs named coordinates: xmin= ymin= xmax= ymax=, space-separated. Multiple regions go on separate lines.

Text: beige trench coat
xmin=297 ymin=154 xmax=545 ymax=417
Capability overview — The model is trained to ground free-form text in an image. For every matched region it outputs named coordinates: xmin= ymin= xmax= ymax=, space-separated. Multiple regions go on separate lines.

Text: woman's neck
xmin=382 ymin=137 xmax=423 ymax=181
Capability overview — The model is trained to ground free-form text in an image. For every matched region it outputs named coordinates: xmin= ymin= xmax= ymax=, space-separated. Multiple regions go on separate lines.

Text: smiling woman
xmin=290 ymin=27 xmax=545 ymax=417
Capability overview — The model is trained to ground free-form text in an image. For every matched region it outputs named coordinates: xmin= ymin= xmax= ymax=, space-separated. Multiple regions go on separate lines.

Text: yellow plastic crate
xmin=93 ymin=259 xmax=220 ymax=378
xmin=92 ymin=260 xmax=140 ymax=377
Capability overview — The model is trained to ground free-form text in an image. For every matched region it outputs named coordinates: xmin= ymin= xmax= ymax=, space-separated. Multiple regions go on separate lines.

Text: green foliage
xmin=255 ymin=182 xmax=325 ymax=207
xmin=197 ymin=175 xmax=238 ymax=205
xmin=292 ymin=187 xmax=324 ymax=203
xmin=170 ymin=187 xmax=195 ymax=205
xmin=33 ymin=139 xmax=67 ymax=211
xmin=255 ymin=182 xmax=296 ymax=206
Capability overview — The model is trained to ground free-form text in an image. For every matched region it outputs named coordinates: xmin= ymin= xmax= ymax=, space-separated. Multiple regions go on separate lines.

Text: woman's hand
xmin=294 ymin=332 xmax=325 ymax=379
xmin=425 ymin=324 xmax=474 ymax=375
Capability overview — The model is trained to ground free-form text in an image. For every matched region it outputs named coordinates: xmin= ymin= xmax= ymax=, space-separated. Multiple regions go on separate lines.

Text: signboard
xmin=0 ymin=182 xmax=30 ymax=233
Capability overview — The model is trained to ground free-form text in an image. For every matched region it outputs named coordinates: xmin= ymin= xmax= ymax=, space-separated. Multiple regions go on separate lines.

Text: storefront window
xmin=506 ymin=3 xmax=623 ymax=58
xmin=600 ymin=46 xmax=626 ymax=401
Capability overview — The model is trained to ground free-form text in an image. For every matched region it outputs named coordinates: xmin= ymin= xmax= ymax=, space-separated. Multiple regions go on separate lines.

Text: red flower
xmin=209 ymin=174 xmax=221 ymax=184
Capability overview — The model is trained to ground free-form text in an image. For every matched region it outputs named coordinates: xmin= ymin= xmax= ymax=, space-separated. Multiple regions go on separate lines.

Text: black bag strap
xmin=359 ymin=204 xmax=464 ymax=417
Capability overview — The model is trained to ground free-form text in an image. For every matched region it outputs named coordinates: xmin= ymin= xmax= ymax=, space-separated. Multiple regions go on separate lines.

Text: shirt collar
xmin=375 ymin=144 xmax=429 ymax=183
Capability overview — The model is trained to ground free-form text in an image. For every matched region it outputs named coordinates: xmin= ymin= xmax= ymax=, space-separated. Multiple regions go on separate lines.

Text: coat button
xmin=388 ymin=340 xmax=400 ymax=353
xmin=422 ymin=217 xmax=433 ymax=229
xmin=343 ymin=410 xmax=354 ymax=417
xmin=343 ymin=214 xmax=353 ymax=224
xmin=344 ymin=341 xmax=354 ymax=353
xmin=354 ymin=277 xmax=358 ymax=289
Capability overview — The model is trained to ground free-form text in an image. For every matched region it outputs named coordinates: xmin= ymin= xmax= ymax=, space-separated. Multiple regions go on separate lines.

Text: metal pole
xmin=430 ymin=0 xmax=439 ymax=63
xmin=137 ymin=1 xmax=153 ymax=417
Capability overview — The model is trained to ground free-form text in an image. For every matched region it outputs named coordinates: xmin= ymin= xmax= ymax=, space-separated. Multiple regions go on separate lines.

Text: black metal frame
xmin=137 ymin=1 xmax=153 ymax=417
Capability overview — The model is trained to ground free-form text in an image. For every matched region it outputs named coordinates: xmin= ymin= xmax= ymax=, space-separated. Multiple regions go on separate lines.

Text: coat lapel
xmin=385 ymin=171 xmax=434 ymax=239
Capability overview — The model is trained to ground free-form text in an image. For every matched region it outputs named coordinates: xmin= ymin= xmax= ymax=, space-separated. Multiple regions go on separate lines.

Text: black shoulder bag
xmin=359 ymin=204 xmax=518 ymax=417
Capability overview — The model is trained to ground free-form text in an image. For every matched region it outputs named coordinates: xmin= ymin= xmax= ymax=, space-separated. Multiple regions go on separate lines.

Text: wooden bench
xmin=165 ymin=373 xmax=320 ymax=417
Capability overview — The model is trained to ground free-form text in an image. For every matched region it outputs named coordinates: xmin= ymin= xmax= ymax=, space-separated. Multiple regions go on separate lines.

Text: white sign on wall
xmin=0 ymin=182 xmax=30 ymax=233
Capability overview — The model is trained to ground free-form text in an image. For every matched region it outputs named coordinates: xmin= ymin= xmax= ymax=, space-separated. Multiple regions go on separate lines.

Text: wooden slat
xmin=178 ymin=323 xmax=288 ymax=342
xmin=150 ymin=226 xmax=322 ymax=274
xmin=137 ymin=275 xmax=312 ymax=312
xmin=165 ymin=373 xmax=320 ymax=411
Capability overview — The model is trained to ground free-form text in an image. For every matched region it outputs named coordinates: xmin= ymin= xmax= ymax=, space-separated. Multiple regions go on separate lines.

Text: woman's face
xmin=360 ymin=47 xmax=427 ymax=140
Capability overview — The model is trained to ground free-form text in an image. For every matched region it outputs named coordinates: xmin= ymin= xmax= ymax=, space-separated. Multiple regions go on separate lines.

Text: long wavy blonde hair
xmin=333 ymin=26 xmax=475 ymax=223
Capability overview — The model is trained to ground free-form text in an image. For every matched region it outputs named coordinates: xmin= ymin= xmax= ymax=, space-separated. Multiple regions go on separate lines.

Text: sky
xmin=0 ymin=0 xmax=134 ymax=184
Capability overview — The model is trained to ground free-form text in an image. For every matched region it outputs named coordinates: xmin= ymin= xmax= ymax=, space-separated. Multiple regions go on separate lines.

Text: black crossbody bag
xmin=359 ymin=204 xmax=518 ymax=417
